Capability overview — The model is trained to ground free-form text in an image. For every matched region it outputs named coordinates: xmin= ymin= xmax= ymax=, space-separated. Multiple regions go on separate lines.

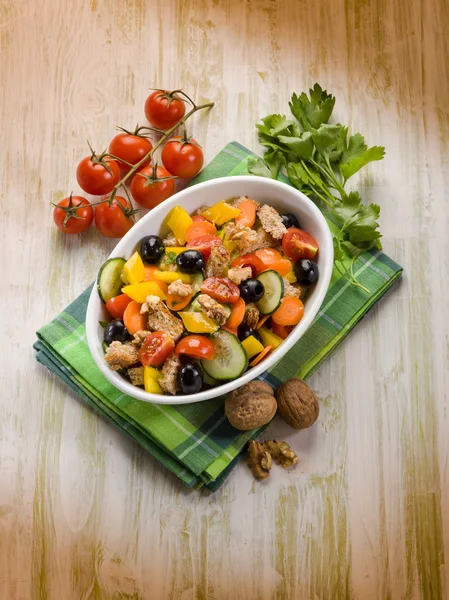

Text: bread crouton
xmin=140 ymin=295 xmax=184 ymax=341
xmin=283 ymin=279 xmax=310 ymax=301
xmin=257 ymin=205 xmax=287 ymax=240
xmin=227 ymin=266 xmax=252 ymax=285
xmin=225 ymin=222 xmax=277 ymax=254
xmin=159 ymin=355 xmax=181 ymax=395
xmin=128 ymin=366 xmax=145 ymax=386
xmin=104 ymin=342 xmax=140 ymax=371
xmin=132 ymin=330 xmax=152 ymax=346
xmin=242 ymin=303 xmax=260 ymax=329
xmin=205 ymin=245 xmax=230 ymax=278
xmin=197 ymin=294 xmax=228 ymax=326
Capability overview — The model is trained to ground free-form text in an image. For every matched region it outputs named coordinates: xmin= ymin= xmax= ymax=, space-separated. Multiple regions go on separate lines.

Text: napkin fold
xmin=34 ymin=142 xmax=403 ymax=490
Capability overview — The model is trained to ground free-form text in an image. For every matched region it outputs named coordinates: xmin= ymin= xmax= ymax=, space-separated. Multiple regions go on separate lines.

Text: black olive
xmin=294 ymin=258 xmax=319 ymax=284
xmin=239 ymin=278 xmax=265 ymax=303
xmin=140 ymin=235 xmax=165 ymax=264
xmin=178 ymin=363 xmax=203 ymax=394
xmin=103 ymin=320 xmax=131 ymax=344
xmin=176 ymin=250 xmax=205 ymax=274
xmin=281 ymin=213 xmax=301 ymax=229
xmin=237 ymin=323 xmax=262 ymax=344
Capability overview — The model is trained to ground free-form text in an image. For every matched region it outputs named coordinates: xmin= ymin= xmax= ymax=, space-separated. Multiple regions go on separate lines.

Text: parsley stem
xmin=299 ymin=160 xmax=334 ymax=207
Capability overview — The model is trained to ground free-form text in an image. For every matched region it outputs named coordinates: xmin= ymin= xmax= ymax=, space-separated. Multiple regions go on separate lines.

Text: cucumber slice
xmin=97 ymin=258 xmax=126 ymax=303
xmin=190 ymin=271 xmax=205 ymax=294
xmin=255 ymin=270 xmax=284 ymax=315
xmin=201 ymin=329 xmax=248 ymax=381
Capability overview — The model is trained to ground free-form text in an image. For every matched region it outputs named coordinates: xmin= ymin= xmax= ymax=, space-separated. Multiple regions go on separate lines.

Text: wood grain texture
xmin=1 ymin=0 xmax=448 ymax=598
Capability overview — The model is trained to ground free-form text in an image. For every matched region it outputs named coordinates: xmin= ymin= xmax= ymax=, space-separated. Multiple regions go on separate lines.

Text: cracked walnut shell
xmin=275 ymin=379 xmax=320 ymax=429
xmin=225 ymin=381 xmax=277 ymax=430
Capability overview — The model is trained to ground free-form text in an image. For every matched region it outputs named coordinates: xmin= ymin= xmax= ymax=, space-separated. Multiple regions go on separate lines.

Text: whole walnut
xmin=275 ymin=379 xmax=319 ymax=429
xmin=225 ymin=381 xmax=277 ymax=430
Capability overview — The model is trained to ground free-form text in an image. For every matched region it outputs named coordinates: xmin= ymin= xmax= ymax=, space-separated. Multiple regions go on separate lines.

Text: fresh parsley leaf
xmin=289 ymin=84 xmax=336 ymax=130
xmin=311 ymin=124 xmax=347 ymax=163
xmin=340 ymin=145 xmax=385 ymax=181
xmin=278 ymin=131 xmax=314 ymax=158
xmin=332 ymin=192 xmax=381 ymax=245
xmin=164 ymin=252 xmax=178 ymax=265
xmin=264 ymin=148 xmax=285 ymax=178
xmin=247 ymin=156 xmax=272 ymax=178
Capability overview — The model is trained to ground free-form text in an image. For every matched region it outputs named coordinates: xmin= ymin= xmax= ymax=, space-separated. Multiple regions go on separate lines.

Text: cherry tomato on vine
xmin=76 ymin=155 xmax=120 ymax=196
xmin=53 ymin=195 xmax=93 ymax=234
xmin=130 ymin=165 xmax=175 ymax=209
xmin=95 ymin=196 xmax=135 ymax=238
xmin=108 ymin=133 xmax=153 ymax=173
xmin=161 ymin=136 xmax=204 ymax=178
xmin=144 ymin=90 xmax=186 ymax=130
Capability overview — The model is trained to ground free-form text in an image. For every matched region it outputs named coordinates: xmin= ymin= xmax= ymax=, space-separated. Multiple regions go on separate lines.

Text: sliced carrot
xmin=143 ymin=265 xmax=158 ymax=281
xmin=123 ymin=300 xmax=146 ymax=335
xmin=271 ymin=321 xmax=293 ymax=339
xmin=256 ymin=314 xmax=270 ymax=329
xmin=235 ymin=199 xmax=257 ymax=227
xmin=225 ymin=298 xmax=245 ymax=331
xmin=166 ymin=292 xmax=193 ymax=311
xmin=261 ymin=258 xmax=293 ymax=277
xmin=255 ymin=248 xmax=283 ymax=268
xmin=249 ymin=345 xmax=273 ymax=367
xmin=271 ymin=297 xmax=304 ymax=326
xmin=185 ymin=221 xmax=216 ymax=243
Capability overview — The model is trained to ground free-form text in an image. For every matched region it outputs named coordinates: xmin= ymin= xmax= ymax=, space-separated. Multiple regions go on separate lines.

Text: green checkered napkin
xmin=34 ymin=142 xmax=403 ymax=490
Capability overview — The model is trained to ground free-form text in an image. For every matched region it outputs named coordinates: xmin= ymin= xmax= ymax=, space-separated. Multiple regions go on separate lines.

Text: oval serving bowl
xmin=86 ymin=175 xmax=333 ymax=405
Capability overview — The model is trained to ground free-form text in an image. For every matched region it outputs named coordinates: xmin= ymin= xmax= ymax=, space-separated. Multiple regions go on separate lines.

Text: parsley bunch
xmin=248 ymin=84 xmax=385 ymax=291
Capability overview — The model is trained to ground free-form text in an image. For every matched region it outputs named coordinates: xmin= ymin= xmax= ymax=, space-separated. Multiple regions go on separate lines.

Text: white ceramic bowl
xmin=86 ymin=176 xmax=333 ymax=405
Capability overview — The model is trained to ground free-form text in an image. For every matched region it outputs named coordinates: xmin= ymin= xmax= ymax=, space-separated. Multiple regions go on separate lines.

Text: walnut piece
xmin=248 ymin=440 xmax=272 ymax=479
xmin=275 ymin=379 xmax=320 ymax=429
xmin=225 ymin=381 xmax=277 ymax=430
xmin=263 ymin=440 xmax=298 ymax=467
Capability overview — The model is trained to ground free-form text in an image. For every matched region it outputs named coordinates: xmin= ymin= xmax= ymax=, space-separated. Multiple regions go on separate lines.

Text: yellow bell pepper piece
xmin=258 ymin=326 xmax=283 ymax=349
xmin=121 ymin=281 xmax=167 ymax=303
xmin=153 ymin=270 xmax=192 ymax=284
xmin=166 ymin=206 xmax=193 ymax=245
xmin=242 ymin=335 xmax=265 ymax=358
xmin=201 ymin=201 xmax=241 ymax=226
xmin=164 ymin=247 xmax=186 ymax=255
xmin=144 ymin=366 xmax=163 ymax=394
xmin=179 ymin=312 xmax=219 ymax=333
xmin=284 ymin=271 xmax=297 ymax=283
xmin=122 ymin=252 xmax=146 ymax=285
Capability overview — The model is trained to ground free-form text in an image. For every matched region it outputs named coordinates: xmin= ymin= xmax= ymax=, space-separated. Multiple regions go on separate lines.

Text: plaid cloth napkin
xmin=34 ymin=142 xmax=403 ymax=490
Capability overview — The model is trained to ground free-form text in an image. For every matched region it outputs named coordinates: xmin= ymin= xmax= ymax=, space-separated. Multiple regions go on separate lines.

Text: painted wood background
xmin=1 ymin=0 xmax=448 ymax=598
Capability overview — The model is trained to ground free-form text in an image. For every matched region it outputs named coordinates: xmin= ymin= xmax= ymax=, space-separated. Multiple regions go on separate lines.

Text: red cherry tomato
xmin=95 ymin=196 xmax=135 ymax=238
xmin=108 ymin=133 xmax=153 ymax=173
xmin=161 ymin=136 xmax=204 ymax=178
xmin=130 ymin=165 xmax=175 ymax=209
xmin=191 ymin=214 xmax=207 ymax=222
xmin=185 ymin=221 xmax=216 ymax=244
xmin=76 ymin=156 xmax=120 ymax=195
xmin=200 ymin=277 xmax=240 ymax=304
xmin=175 ymin=335 xmax=215 ymax=360
xmin=53 ymin=195 xmax=93 ymax=234
xmin=231 ymin=254 xmax=265 ymax=277
xmin=105 ymin=294 xmax=133 ymax=319
xmin=187 ymin=235 xmax=222 ymax=261
xmin=144 ymin=90 xmax=186 ymax=130
xmin=139 ymin=332 xmax=175 ymax=366
xmin=282 ymin=228 xmax=319 ymax=261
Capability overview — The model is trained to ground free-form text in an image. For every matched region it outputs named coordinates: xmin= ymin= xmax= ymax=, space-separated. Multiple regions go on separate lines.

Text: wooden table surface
xmin=1 ymin=0 xmax=448 ymax=598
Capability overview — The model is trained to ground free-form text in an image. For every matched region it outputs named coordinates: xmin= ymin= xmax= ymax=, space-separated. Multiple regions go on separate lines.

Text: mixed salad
xmin=97 ymin=197 xmax=320 ymax=396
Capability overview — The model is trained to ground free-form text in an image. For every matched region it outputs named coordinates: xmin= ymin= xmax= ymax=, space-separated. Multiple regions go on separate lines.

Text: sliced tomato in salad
xmin=139 ymin=332 xmax=175 ymax=367
xmin=231 ymin=253 xmax=265 ymax=277
xmin=201 ymin=277 xmax=240 ymax=304
xmin=175 ymin=335 xmax=215 ymax=359
xmin=105 ymin=294 xmax=133 ymax=319
xmin=188 ymin=235 xmax=222 ymax=261
xmin=185 ymin=221 xmax=216 ymax=243
xmin=191 ymin=214 xmax=207 ymax=222
xmin=282 ymin=228 xmax=319 ymax=261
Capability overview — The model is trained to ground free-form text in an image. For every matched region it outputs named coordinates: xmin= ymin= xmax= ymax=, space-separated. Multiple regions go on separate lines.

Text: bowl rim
xmin=86 ymin=175 xmax=333 ymax=405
